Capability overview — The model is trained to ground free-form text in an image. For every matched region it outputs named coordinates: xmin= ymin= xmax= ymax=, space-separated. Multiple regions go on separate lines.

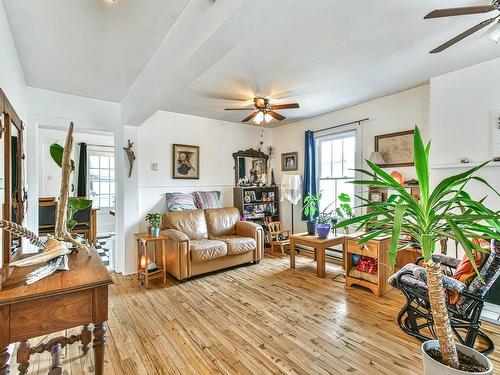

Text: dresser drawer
xmin=345 ymin=239 xmax=379 ymax=259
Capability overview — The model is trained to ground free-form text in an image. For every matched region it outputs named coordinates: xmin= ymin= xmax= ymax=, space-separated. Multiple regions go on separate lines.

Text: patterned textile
xmin=192 ymin=191 xmax=221 ymax=209
xmin=356 ymin=256 xmax=378 ymax=274
xmin=215 ymin=235 xmax=256 ymax=255
xmin=190 ymin=239 xmax=227 ymax=262
xmin=456 ymin=239 xmax=500 ymax=315
xmin=165 ymin=193 xmax=197 ymax=212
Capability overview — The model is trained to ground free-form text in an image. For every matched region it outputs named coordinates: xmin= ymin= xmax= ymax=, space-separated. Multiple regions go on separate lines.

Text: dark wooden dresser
xmin=0 ymin=249 xmax=112 ymax=375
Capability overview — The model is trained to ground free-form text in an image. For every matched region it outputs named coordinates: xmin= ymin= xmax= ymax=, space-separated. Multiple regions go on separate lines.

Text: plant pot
xmin=422 ymin=340 xmax=493 ymax=375
xmin=306 ymin=221 xmax=316 ymax=235
xmin=315 ymin=224 xmax=331 ymax=238
xmin=151 ymin=227 xmax=160 ymax=237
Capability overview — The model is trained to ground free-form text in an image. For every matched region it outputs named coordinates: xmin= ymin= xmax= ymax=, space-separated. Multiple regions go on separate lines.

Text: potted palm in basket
xmin=334 ymin=126 xmax=499 ymax=374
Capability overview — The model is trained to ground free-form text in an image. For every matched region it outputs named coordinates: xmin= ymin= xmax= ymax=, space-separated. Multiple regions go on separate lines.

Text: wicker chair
xmin=388 ymin=239 xmax=499 ymax=355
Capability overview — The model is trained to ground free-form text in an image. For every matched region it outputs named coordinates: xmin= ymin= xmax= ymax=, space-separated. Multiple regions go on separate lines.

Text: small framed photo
xmin=173 ymin=144 xmax=199 ymax=179
xmin=252 ymin=159 xmax=265 ymax=174
xmin=369 ymin=192 xmax=384 ymax=202
xmin=281 ymin=152 xmax=298 ymax=171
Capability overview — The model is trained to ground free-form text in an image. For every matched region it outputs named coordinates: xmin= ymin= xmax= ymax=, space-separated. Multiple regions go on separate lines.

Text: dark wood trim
xmin=374 ymin=129 xmax=414 ymax=168
xmin=172 ymin=143 xmax=200 ymax=179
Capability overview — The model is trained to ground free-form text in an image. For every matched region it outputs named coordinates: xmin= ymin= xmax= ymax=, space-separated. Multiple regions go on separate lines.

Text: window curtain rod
xmin=78 ymin=142 xmax=114 ymax=148
xmin=312 ymin=118 xmax=369 ymax=133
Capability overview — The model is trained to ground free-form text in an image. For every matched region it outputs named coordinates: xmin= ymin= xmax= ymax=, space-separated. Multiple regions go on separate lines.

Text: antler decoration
xmin=123 ymin=139 xmax=136 ymax=178
xmin=54 ymin=122 xmax=92 ymax=255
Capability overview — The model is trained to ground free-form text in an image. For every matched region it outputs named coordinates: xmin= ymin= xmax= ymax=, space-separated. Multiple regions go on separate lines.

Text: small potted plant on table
xmin=334 ymin=126 xmax=498 ymax=374
xmin=302 ymin=191 xmax=322 ymax=235
xmin=145 ymin=213 xmax=162 ymax=237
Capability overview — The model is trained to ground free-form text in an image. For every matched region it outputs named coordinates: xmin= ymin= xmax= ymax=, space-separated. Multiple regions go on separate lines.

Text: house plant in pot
xmin=315 ymin=209 xmax=333 ymax=238
xmin=334 ymin=126 xmax=499 ymax=374
xmin=333 ymin=193 xmax=354 ymax=234
xmin=302 ymin=191 xmax=322 ymax=235
xmin=145 ymin=213 xmax=162 ymax=237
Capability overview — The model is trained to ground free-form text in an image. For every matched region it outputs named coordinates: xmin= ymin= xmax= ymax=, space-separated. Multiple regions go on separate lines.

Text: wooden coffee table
xmin=289 ymin=232 xmax=345 ymax=278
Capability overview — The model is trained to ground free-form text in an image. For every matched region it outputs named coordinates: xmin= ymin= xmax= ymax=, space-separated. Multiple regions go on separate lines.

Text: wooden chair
xmin=267 ymin=221 xmax=290 ymax=255
xmin=38 ymin=199 xmax=58 ymax=236
xmin=72 ymin=205 xmax=92 ymax=242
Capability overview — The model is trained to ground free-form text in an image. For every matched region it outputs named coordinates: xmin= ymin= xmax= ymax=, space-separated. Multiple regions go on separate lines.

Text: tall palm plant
xmin=335 ymin=126 xmax=500 ymax=369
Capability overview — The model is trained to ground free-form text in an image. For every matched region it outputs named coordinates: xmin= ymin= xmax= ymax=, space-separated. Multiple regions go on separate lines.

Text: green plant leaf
xmin=50 ymin=143 xmax=75 ymax=171
xmin=388 ymin=204 xmax=406 ymax=268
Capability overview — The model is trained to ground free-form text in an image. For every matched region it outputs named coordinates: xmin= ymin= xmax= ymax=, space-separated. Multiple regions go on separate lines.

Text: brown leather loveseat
xmin=161 ymin=207 xmax=264 ymax=280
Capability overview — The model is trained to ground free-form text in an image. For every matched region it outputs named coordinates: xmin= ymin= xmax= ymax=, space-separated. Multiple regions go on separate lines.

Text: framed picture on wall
xmin=374 ymin=130 xmax=414 ymax=167
xmin=281 ymin=152 xmax=298 ymax=171
xmin=173 ymin=144 xmax=199 ymax=179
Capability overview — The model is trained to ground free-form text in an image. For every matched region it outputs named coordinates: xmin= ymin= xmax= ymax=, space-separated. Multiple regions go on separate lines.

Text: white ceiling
xmin=4 ymin=0 xmax=500 ymax=125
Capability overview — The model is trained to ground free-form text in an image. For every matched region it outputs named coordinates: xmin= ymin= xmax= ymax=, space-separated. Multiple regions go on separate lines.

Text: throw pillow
xmin=356 ymin=256 xmax=378 ymax=274
xmin=449 ymin=238 xmax=489 ymax=304
xmin=165 ymin=193 xmax=197 ymax=212
xmin=192 ymin=191 xmax=222 ymax=209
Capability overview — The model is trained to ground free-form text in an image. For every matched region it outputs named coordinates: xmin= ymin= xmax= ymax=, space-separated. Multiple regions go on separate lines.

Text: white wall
xmin=272 ymin=85 xmax=430 ymax=232
xmin=137 ymin=110 xmax=272 ymax=228
xmin=430 ymin=57 xmax=500 ymax=212
xmin=26 ymin=88 xmax=121 ymax=253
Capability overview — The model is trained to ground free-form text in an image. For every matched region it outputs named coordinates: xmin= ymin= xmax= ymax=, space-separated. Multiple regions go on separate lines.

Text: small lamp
xmin=369 ymin=151 xmax=385 ymax=165
xmin=281 ymin=174 xmax=303 ymax=234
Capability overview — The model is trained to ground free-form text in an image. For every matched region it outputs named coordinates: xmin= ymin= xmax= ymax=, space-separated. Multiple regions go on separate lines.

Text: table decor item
xmin=335 ymin=126 xmax=499 ymax=374
xmin=145 ymin=213 xmax=162 ymax=237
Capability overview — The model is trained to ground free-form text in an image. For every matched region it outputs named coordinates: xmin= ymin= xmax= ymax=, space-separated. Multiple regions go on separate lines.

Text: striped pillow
xmin=192 ymin=191 xmax=221 ymax=209
xmin=165 ymin=193 xmax=197 ymax=212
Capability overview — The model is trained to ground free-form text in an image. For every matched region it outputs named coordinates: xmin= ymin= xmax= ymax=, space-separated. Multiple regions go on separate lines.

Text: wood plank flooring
xmin=9 ymin=254 xmax=500 ymax=374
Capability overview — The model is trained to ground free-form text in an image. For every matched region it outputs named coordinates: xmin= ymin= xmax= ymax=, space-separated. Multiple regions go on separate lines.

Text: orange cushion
xmin=449 ymin=238 xmax=489 ymax=304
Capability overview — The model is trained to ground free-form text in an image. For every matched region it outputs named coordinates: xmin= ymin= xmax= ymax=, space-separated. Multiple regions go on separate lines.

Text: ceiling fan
xmin=224 ymin=97 xmax=299 ymax=124
xmin=424 ymin=0 xmax=500 ymax=53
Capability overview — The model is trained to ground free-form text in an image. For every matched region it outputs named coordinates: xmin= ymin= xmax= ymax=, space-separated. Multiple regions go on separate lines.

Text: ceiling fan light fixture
xmin=253 ymin=111 xmax=264 ymax=124
xmin=483 ymin=20 xmax=500 ymax=43
xmin=264 ymin=113 xmax=273 ymax=123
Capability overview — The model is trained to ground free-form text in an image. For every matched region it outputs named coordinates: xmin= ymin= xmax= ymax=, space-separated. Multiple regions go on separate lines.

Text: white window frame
xmin=314 ymin=124 xmax=362 ymax=214
xmin=87 ymin=148 xmax=115 ymax=209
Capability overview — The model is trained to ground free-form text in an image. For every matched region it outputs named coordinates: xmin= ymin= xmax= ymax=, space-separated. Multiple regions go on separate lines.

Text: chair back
xmin=267 ymin=221 xmax=283 ymax=234
xmin=73 ymin=205 xmax=91 ymax=223
xmin=38 ymin=201 xmax=57 ymax=226
xmin=456 ymin=239 xmax=500 ymax=314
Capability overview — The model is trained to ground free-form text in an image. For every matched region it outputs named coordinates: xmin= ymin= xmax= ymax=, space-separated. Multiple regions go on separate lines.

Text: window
xmin=89 ymin=152 xmax=115 ymax=208
xmin=316 ymin=130 xmax=356 ymax=212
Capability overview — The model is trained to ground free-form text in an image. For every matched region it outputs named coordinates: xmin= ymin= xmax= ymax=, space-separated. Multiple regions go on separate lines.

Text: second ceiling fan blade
xmin=270 ymin=103 xmax=300 ymax=110
xmin=424 ymin=5 xmax=495 ymax=19
xmin=242 ymin=112 xmax=258 ymax=122
xmin=430 ymin=16 xmax=498 ymax=53
xmin=267 ymin=111 xmax=286 ymax=121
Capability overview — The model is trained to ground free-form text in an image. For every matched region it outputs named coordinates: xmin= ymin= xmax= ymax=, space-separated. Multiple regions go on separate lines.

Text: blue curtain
xmin=302 ymin=130 xmax=317 ymax=221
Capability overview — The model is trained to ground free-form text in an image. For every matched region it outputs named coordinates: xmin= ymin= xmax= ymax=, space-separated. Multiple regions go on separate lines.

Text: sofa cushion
xmin=205 ymin=207 xmax=240 ymax=238
xmin=162 ymin=209 xmax=208 ymax=240
xmin=165 ymin=192 xmax=197 ymax=212
xmin=190 ymin=239 xmax=227 ymax=262
xmin=216 ymin=235 xmax=256 ymax=255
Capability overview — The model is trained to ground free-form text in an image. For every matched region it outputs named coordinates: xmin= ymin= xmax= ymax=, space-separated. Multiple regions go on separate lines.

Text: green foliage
xmin=146 ymin=213 xmax=162 ymax=228
xmin=302 ymin=191 xmax=322 ymax=221
xmin=67 ymin=198 xmax=92 ymax=230
xmin=50 ymin=143 xmax=75 ymax=171
xmin=334 ymin=125 xmax=500 ymax=274
xmin=335 ymin=193 xmax=354 ymax=219
xmin=50 ymin=143 xmax=88 ymax=230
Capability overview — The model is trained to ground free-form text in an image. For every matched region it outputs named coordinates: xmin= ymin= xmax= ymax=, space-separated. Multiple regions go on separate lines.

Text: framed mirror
xmin=232 ymin=148 xmax=269 ymax=186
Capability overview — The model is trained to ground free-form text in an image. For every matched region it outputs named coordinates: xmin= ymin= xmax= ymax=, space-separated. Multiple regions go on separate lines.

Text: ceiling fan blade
xmin=270 ymin=103 xmax=300 ymax=110
xmin=242 ymin=112 xmax=258 ymax=122
xmin=224 ymin=108 xmax=254 ymax=111
xmin=424 ymin=5 xmax=495 ymax=19
xmin=267 ymin=111 xmax=286 ymax=121
xmin=430 ymin=16 xmax=497 ymax=53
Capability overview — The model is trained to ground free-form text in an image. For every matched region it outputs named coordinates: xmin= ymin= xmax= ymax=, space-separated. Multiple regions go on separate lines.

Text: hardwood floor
xmin=9 ymin=254 xmax=500 ymax=374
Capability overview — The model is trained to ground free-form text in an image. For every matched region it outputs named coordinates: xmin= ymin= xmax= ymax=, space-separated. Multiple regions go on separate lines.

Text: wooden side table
xmin=0 ymin=249 xmax=112 ymax=375
xmin=289 ymin=233 xmax=345 ymax=278
xmin=134 ymin=233 xmax=169 ymax=288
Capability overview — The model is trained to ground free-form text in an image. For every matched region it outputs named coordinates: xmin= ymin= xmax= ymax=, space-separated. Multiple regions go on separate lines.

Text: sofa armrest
xmin=431 ymin=254 xmax=461 ymax=269
xmin=160 ymin=229 xmax=190 ymax=280
xmin=235 ymin=221 xmax=264 ymax=261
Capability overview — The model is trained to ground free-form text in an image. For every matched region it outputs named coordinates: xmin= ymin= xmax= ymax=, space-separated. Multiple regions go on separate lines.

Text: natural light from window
xmin=89 ymin=153 xmax=115 ymax=209
xmin=317 ymin=130 xmax=356 ymax=212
